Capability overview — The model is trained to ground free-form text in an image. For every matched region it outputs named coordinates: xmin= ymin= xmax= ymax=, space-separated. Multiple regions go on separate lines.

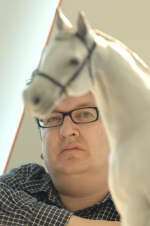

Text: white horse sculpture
xmin=23 ymin=10 xmax=150 ymax=226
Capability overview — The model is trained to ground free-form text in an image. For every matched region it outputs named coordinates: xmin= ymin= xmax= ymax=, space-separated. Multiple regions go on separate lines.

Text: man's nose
xmin=59 ymin=115 xmax=79 ymax=138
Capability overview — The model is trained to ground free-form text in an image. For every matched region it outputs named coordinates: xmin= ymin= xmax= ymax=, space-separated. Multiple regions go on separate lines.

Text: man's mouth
xmin=62 ymin=144 xmax=84 ymax=152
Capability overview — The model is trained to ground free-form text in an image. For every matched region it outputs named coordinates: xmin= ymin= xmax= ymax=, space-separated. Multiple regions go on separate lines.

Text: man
xmin=0 ymin=92 xmax=120 ymax=226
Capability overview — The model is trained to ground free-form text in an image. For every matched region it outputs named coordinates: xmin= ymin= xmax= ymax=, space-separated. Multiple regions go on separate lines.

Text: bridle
xmin=30 ymin=33 xmax=96 ymax=97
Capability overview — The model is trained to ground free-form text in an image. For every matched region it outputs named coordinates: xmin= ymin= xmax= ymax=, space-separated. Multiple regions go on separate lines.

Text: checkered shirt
xmin=0 ymin=163 xmax=120 ymax=226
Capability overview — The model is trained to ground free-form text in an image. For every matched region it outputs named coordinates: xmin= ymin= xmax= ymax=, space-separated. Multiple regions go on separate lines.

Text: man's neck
xmin=60 ymin=188 xmax=109 ymax=211
xmin=55 ymin=171 xmax=109 ymax=211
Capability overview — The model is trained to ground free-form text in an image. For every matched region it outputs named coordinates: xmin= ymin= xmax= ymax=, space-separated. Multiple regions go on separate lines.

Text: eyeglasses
xmin=37 ymin=107 xmax=99 ymax=128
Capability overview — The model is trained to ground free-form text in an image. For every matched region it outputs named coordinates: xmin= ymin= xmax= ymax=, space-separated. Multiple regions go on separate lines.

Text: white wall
xmin=0 ymin=0 xmax=60 ymax=174
xmin=6 ymin=0 xmax=150 ymax=172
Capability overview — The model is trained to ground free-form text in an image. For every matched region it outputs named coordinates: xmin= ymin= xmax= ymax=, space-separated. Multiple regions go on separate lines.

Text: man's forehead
xmin=54 ymin=92 xmax=96 ymax=111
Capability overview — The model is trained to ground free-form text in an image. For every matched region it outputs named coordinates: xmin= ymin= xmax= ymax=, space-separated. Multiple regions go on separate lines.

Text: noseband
xmin=30 ymin=33 xmax=96 ymax=97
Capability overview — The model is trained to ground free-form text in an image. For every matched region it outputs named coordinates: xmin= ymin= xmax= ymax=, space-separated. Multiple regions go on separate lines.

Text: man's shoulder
xmin=1 ymin=163 xmax=46 ymax=178
xmin=0 ymin=163 xmax=51 ymax=192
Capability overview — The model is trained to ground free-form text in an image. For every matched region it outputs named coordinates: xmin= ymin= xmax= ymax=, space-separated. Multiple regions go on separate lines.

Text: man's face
xmin=41 ymin=92 xmax=109 ymax=179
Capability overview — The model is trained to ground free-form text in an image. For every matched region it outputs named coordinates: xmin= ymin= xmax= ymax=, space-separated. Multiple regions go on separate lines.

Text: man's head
xmin=38 ymin=92 xmax=109 ymax=196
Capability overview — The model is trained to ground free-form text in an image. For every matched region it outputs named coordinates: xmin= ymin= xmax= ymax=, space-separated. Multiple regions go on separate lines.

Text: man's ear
xmin=77 ymin=11 xmax=91 ymax=38
xmin=56 ymin=9 xmax=72 ymax=31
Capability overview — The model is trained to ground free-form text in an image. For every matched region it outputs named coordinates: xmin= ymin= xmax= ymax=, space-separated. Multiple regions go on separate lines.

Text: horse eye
xmin=69 ymin=58 xmax=80 ymax=66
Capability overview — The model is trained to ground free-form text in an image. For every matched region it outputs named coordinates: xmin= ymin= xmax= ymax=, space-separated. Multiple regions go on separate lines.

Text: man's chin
xmin=56 ymin=159 xmax=90 ymax=175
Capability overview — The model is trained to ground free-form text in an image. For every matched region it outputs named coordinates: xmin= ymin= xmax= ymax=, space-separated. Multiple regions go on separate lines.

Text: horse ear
xmin=56 ymin=9 xmax=72 ymax=31
xmin=77 ymin=11 xmax=91 ymax=37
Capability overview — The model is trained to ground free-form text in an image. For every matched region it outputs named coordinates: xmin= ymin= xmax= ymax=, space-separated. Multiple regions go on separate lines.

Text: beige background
xmin=6 ymin=0 xmax=150 ymax=171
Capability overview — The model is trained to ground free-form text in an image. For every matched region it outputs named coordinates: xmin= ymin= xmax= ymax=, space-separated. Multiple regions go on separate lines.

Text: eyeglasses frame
xmin=36 ymin=106 xmax=99 ymax=128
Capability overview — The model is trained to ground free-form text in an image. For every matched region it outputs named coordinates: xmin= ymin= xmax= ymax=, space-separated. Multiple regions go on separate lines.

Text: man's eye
xmin=80 ymin=111 xmax=92 ymax=117
xmin=41 ymin=116 xmax=61 ymax=125
xmin=76 ymin=111 xmax=93 ymax=119
xmin=47 ymin=116 xmax=61 ymax=122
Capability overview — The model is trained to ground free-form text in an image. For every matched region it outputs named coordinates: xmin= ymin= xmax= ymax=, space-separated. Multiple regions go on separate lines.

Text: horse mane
xmin=95 ymin=29 xmax=150 ymax=75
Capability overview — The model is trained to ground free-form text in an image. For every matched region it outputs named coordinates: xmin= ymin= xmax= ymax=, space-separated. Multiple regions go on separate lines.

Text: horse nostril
xmin=32 ymin=96 xmax=41 ymax=105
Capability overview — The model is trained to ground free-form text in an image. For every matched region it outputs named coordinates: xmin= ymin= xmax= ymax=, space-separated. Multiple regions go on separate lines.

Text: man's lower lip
xmin=62 ymin=148 xmax=82 ymax=152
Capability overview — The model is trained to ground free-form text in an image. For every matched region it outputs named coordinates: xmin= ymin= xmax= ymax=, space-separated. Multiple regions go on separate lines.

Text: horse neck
xmin=93 ymin=43 xmax=150 ymax=147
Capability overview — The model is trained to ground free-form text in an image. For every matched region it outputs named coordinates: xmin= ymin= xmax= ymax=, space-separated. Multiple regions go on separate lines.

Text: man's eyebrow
xmin=53 ymin=102 xmax=96 ymax=113
xmin=75 ymin=103 xmax=96 ymax=108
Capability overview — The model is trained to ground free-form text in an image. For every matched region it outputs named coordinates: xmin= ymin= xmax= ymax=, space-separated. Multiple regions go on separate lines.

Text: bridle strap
xmin=32 ymin=69 xmax=65 ymax=90
xmin=75 ymin=32 xmax=96 ymax=82
xmin=61 ymin=41 xmax=96 ymax=93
